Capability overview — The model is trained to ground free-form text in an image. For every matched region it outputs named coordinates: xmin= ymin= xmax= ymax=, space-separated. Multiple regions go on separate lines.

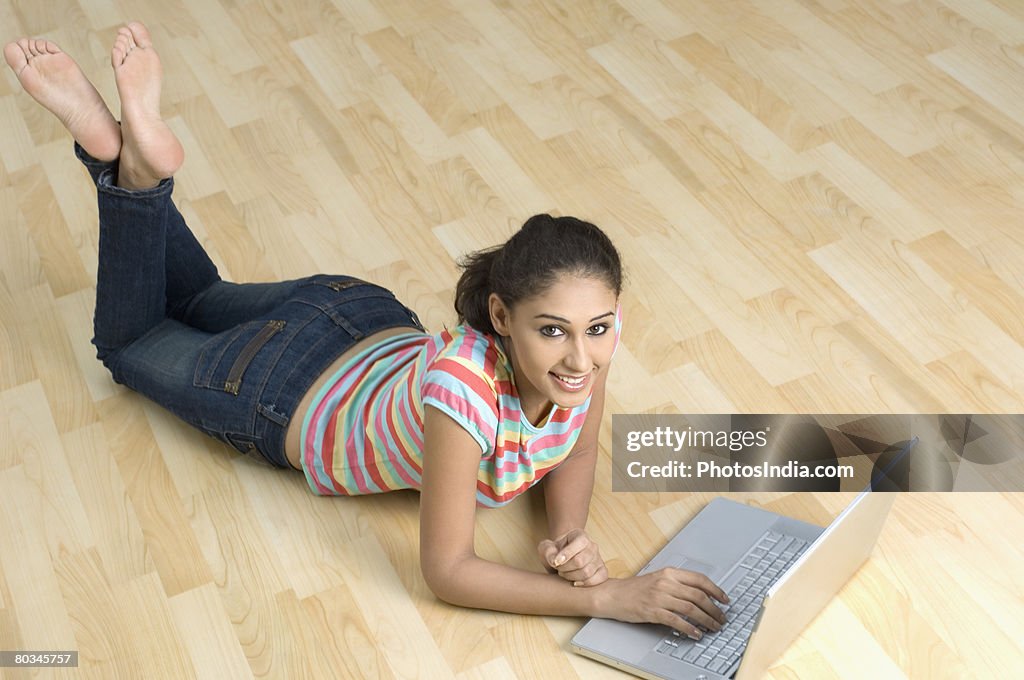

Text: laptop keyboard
xmin=654 ymin=531 xmax=811 ymax=675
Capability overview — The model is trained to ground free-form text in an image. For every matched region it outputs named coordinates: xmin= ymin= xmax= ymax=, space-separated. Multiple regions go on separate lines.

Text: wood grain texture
xmin=2 ymin=0 xmax=1023 ymax=678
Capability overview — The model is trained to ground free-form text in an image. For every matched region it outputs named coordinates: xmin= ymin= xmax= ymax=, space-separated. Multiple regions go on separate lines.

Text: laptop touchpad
xmin=672 ymin=556 xmax=717 ymax=578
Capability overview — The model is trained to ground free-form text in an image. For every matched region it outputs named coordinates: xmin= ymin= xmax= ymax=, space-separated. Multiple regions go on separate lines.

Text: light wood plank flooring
xmin=2 ymin=0 xmax=1023 ymax=677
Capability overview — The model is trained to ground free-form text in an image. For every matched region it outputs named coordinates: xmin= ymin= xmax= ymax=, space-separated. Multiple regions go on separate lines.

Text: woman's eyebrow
xmin=534 ymin=311 xmax=615 ymax=324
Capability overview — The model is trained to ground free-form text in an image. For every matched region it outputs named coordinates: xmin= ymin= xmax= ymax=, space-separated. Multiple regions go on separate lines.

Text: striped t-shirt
xmin=299 ymin=324 xmax=601 ymax=507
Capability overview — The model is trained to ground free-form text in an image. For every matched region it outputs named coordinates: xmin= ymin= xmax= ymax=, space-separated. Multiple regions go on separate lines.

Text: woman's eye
xmin=587 ymin=324 xmax=609 ymax=336
xmin=540 ymin=326 xmax=564 ymax=337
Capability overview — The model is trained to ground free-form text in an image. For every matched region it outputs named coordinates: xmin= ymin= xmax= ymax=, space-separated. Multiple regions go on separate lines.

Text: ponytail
xmin=454 ymin=245 xmax=502 ymax=335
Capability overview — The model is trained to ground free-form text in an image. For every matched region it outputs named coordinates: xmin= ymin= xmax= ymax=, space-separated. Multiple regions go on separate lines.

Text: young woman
xmin=5 ymin=23 xmax=728 ymax=639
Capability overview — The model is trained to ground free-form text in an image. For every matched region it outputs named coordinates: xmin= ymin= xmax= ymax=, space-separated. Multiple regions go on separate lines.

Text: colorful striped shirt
xmin=300 ymin=321 xmax=616 ymax=507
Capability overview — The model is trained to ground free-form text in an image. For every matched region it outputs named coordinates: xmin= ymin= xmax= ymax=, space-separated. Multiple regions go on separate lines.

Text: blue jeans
xmin=81 ymin=143 xmax=424 ymax=468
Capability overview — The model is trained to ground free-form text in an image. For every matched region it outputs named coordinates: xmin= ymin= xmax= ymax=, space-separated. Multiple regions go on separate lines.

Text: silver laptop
xmin=571 ymin=437 xmax=918 ymax=680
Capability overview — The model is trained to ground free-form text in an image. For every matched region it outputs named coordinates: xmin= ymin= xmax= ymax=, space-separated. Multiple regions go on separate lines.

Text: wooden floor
xmin=2 ymin=0 xmax=1024 ymax=677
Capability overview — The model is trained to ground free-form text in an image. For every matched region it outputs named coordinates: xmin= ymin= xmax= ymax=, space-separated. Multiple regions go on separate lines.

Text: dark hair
xmin=454 ymin=214 xmax=623 ymax=334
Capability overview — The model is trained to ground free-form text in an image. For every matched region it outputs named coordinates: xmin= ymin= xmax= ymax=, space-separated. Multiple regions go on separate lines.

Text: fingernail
xmin=688 ymin=632 xmax=702 ymax=641
xmin=573 ymin=581 xmax=582 ymax=587
xmin=553 ymin=555 xmax=565 ymax=566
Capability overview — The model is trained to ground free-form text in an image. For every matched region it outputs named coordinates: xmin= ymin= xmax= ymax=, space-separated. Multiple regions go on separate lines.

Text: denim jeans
xmin=80 ymin=143 xmax=424 ymax=468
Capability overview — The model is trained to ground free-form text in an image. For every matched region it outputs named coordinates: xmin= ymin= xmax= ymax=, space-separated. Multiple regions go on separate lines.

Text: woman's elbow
xmin=421 ymin=565 xmax=450 ymax=602
xmin=420 ymin=553 xmax=474 ymax=606
xmin=421 ymin=555 xmax=458 ymax=604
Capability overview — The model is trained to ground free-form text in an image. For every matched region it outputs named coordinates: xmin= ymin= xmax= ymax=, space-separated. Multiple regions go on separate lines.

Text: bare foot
xmin=111 ymin=22 xmax=183 ymax=190
xmin=4 ymin=37 xmax=121 ymax=161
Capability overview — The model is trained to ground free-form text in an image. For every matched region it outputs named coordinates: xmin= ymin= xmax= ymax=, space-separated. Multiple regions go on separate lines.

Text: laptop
xmin=571 ymin=437 xmax=919 ymax=680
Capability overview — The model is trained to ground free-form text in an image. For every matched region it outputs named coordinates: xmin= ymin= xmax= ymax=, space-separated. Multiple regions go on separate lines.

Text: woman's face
xmin=489 ymin=274 xmax=618 ymax=424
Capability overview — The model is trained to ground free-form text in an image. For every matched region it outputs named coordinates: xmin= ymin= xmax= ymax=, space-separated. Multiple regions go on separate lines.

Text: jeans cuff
xmin=96 ymin=170 xmax=174 ymax=198
xmin=73 ymin=139 xmax=114 ymax=170
xmin=75 ymin=140 xmax=174 ymax=198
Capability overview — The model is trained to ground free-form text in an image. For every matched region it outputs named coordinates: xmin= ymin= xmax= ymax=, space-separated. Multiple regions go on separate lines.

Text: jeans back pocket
xmin=194 ymin=319 xmax=286 ymax=394
xmin=297 ymin=276 xmax=409 ymax=336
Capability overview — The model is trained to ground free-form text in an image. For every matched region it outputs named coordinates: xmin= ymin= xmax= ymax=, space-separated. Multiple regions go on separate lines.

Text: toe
xmin=111 ymin=37 xmax=127 ymax=67
xmin=116 ymin=27 xmax=134 ymax=51
xmin=122 ymin=26 xmax=138 ymax=50
xmin=43 ymin=40 xmax=60 ymax=54
xmin=126 ymin=21 xmax=152 ymax=48
xmin=3 ymin=41 xmax=28 ymax=70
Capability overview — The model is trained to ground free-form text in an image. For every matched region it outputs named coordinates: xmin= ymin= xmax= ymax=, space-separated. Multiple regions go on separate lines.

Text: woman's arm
xmin=418 ymin=404 xmax=597 ymax=615
xmin=418 ymin=404 xmax=729 ymax=635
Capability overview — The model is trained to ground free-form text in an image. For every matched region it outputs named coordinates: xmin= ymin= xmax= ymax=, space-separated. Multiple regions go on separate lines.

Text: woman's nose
xmin=563 ymin=337 xmax=590 ymax=372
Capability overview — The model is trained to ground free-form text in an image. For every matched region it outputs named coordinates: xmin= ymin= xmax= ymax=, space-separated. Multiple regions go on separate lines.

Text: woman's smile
xmin=550 ymin=370 xmax=592 ymax=392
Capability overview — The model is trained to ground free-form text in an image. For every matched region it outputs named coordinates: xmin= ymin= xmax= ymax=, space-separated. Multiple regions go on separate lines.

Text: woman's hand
xmin=537 ymin=528 xmax=608 ymax=587
xmin=592 ymin=568 xmax=730 ymax=640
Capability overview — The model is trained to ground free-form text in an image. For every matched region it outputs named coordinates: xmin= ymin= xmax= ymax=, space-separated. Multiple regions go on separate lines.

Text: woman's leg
xmin=106 ymin=24 xmax=309 ymax=333
xmin=4 ymin=25 xmax=197 ymax=355
xmin=5 ymin=24 xmax=307 ymax=466
xmin=6 ymin=25 xmax=314 ymax=337
xmin=85 ymin=22 xmax=203 ymax=362
xmin=74 ymin=142 xmax=224 ymax=322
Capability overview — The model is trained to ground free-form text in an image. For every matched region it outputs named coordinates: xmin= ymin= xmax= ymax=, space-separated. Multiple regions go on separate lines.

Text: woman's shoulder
xmin=428 ymin=324 xmax=503 ymax=364
xmin=434 ymin=323 xmax=494 ymax=344
xmin=422 ymin=324 xmax=507 ymax=393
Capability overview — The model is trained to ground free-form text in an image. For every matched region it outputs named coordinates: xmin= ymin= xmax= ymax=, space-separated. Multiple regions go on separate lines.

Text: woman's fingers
xmin=669 ymin=592 xmax=724 ymax=632
xmin=600 ymin=572 xmax=729 ymax=639
xmin=557 ymin=535 xmax=606 ymax=572
xmin=550 ymin=530 xmax=590 ymax=567
xmin=651 ymin=569 xmax=730 ymax=632
xmin=670 ymin=568 xmax=730 ymax=607
xmin=539 ymin=530 xmax=609 ymax=587
xmin=537 ymin=539 xmax=560 ymax=571
xmin=664 ymin=612 xmax=706 ymax=641
xmin=567 ymin=562 xmax=608 ymax=587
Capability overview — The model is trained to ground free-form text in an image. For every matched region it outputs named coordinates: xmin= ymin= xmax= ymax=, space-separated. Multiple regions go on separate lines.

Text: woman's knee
xmin=91 ymin=337 xmax=126 ymax=381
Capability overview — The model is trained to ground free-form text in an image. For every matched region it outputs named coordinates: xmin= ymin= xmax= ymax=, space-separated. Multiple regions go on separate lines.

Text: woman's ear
xmin=488 ymin=293 xmax=512 ymax=336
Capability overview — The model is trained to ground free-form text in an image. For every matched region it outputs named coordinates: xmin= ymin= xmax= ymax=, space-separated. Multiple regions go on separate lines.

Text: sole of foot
xmin=111 ymin=22 xmax=184 ymax=190
xmin=3 ymin=37 xmax=121 ymax=161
